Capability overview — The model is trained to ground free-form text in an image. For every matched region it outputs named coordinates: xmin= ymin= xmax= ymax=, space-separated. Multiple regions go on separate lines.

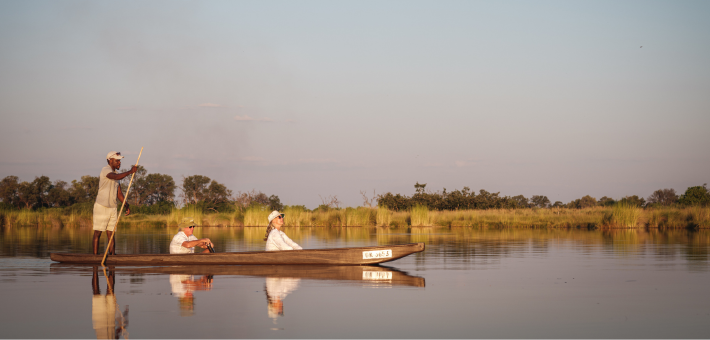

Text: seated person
xmin=170 ymin=218 xmax=213 ymax=254
xmin=263 ymin=211 xmax=302 ymax=251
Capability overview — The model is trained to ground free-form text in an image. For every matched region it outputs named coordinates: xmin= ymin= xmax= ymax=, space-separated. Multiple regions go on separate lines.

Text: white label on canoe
xmin=363 ymin=249 xmax=392 ymax=259
xmin=363 ymin=271 xmax=392 ymax=280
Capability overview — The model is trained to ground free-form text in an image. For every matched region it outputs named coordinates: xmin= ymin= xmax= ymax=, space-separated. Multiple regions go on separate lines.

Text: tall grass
xmin=243 ymin=205 xmax=270 ymax=226
xmin=166 ymin=206 xmax=204 ymax=226
xmin=3 ymin=204 xmax=709 ymax=229
xmin=376 ymin=206 xmax=391 ymax=226
xmin=410 ymin=205 xmax=429 ymax=227
xmin=602 ymin=203 xmax=642 ymax=228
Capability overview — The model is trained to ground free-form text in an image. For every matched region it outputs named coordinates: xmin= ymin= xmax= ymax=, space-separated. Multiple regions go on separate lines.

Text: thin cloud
xmin=117 ymin=107 xmax=137 ymax=111
xmin=60 ymin=126 xmax=93 ymax=131
xmin=455 ymin=159 xmax=483 ymax=167
xmin=200 ymin=103 xmax=227 ymax=108
xmin=234 ymin=115 xmax=274 ymax=122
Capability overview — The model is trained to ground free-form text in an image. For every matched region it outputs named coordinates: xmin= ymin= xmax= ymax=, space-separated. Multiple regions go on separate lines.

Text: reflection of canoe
xmin=50 ymin=243 xmax=425 ymax=265
xmin=50 ymin=264 xmax=425 ymax=287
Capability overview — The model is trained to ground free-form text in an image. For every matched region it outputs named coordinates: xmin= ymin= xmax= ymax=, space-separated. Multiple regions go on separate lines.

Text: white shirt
xmin=95 ymin=165 xmax=118 ymax=208
xmin=170 ymin=231 xmax=198 ymax=254
xmin=265 ymin=229 xmax=302 ymax=251
xmin=169 ymin=274 xmax=192 ymax=298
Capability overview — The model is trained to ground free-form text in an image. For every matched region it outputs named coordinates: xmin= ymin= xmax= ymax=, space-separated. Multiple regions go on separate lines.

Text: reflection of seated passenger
xmin=170 ymin=218 xmax=213 ymax=254
xmin=92 ymin=266 xmax=128 ymax=339
xmin=170 ymin=274 xmax=213 ymax=317
xmin=265 ymin=277 xmax=300 ymax=319
xmin=263 ymin=211 xmax=302 ymax=251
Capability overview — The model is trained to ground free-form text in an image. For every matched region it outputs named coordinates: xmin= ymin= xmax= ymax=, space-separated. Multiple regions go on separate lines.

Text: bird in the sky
xmin=640 ymin=46 xmax=643 ymax=48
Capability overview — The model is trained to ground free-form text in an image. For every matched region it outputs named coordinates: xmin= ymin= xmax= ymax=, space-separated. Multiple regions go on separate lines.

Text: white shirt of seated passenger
xmin=265 ymin=229 xmax=303 ymax=251
xmin=170 ymin=231 xmax=198 ymax=254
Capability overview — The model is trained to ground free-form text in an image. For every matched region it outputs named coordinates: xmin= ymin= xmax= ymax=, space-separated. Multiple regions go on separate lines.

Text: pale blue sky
xmin=1 ymin=0 xmax=708 ymax=208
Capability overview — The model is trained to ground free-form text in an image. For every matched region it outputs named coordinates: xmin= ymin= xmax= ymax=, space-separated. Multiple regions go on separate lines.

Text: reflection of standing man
xmin=91 ymin=266 xmax=128 ymax=339
xmin=265 ymin=277 xmax=300 ymax=319
xmin=93 ymin=151 xmax=137 ymax=255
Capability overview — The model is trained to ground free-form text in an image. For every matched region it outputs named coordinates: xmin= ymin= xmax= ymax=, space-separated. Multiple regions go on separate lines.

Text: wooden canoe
xmin=49 ymin=263 xmax=425 ymax=287
xmin=49 ymin=243 xmax=425 ymax=265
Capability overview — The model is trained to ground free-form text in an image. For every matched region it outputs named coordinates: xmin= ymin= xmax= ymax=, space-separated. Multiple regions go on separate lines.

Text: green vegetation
xmin=4 ymin=204 xmax=709 ymax=229
xmin=2 ymin=175 xmax=710 ymax=229
xmin=602 ymin=203 xmax=642 ymax=228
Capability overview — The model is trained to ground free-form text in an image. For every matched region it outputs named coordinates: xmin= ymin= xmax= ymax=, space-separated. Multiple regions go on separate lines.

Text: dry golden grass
xmin=2 ymin=206 xmax=709 ymax=229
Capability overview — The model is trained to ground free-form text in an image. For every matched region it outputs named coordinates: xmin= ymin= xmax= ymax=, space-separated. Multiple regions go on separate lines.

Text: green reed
xmin=410 ymin=205 xmax=429 ymax=227
xmin=4 ymin=204 xmax=709 ymax=229
xmin=602 ymin=203 xmax=642 ymax=228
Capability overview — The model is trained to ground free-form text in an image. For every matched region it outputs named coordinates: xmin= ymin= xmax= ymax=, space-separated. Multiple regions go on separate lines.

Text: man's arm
xmin=116 ymin=185 xmax=131 ymax=216
xmin=181 ymin=238 xmax=213 ymax=249
xmin=107 ymin=166 xmax=137 ymax=181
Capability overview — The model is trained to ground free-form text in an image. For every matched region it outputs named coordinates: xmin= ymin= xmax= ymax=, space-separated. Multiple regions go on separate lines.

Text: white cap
xmin=106 ymin=151 xmax=124 ymax=160
xmin=268 ymin=211 xmax=284 ymax=223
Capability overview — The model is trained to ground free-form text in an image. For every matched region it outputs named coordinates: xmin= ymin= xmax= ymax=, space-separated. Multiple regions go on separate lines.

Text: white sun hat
xmin=268 ymin=210 xmax=284 ymax=223
xmin=106 ymin=151 xmax=124 ymax=160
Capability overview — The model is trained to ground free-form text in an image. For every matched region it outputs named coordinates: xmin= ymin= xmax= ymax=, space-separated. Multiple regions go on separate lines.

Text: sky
xmin=1 ymin=0 xmax=709 ymax=208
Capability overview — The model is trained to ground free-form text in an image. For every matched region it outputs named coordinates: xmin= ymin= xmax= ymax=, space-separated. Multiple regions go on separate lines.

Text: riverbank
xmin=1 ymin=205 xmax=709 ymax=229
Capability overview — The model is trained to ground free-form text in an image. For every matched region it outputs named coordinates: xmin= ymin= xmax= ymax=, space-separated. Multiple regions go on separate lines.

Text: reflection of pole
xmin=101 ymin=266 xmax=130 ymax=339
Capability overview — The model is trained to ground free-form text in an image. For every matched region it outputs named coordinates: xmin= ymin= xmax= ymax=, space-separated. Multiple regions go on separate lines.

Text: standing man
xmin=93 ymin=151 xmax=137 ymax=255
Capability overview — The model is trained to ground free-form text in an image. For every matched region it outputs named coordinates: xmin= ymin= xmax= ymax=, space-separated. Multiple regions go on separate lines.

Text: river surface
xmin=1 ymin=225 xmax=709 ymax=338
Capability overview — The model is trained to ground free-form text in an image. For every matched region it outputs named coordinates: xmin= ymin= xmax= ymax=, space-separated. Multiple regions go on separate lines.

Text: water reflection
xmin=91 ymin=266 xmax=128 ymax=339
xmin=53 ymin=264 xmax=425 ymax=323
xmin=265 ymin=277 xmax=299 ymax=320
xmin=3 ymin=226 xmax=708 ymax=266
xmin=169 ymin=274 xmax=213 ymax=317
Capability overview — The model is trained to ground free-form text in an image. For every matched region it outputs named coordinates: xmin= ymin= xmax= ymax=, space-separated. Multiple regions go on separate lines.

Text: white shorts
xmin=93 ymin=203 xmax=118 ymax=232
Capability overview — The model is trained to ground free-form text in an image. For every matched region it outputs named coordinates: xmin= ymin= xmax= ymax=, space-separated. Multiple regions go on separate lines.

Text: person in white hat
xmin=263 ymin=211 xmax=302 ymax=251
xmin=169 ymin=218 xmax=214 ymax=254
xmin=92 ymin=151 xmax=138 ymax=255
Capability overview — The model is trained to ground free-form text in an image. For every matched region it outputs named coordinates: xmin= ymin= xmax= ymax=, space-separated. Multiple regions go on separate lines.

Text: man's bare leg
xmin=106 ymin=231 xmax=115 ymax=255
xmin=93 ymin=231 xmax=102 ymax=255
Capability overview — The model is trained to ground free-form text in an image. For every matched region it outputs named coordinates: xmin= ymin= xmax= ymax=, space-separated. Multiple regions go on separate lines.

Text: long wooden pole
xmin=101 ymin=147 xmax=143 ymax=266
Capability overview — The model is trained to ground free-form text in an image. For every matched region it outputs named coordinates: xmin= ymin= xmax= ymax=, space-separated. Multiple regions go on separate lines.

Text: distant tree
xmin=123 ymin=165 xmax=148 ymax=205
xmin=0 ymin=176 xmax=20 ymax=208
xmin=47 ymin=180 xmax=73 ymax=207
xmin=552 ymin=201 xmax=564 ymax=208
xmin=69 ymin=175 xmax=99 ymax=203
xmin=182 ymin=175 xmax=212 ymax=205
xmin=510 ymin=195 xmax=530 ymax=208
xmin=598 ymin=196 xmax=616 ymax=207
xmin=376 ymin=192 xmax=411 ymax=211
xmin=531 ymin=195 xmax=551 ymax=208
xmin=141 ymin=173 xmax=176 ymax=205
xmin=205 ymin=181 xmax=232 ymax=206
xmin=17 ymin=181 xmax=35 ymax=209
xmin=32 ymin=176 xmax=52 ymax=208
xmin=414 ymin=182 xmax=427 ymax=194
xmin=319 ymin=195 xmax=341 ymax=209
xmin=647 ymin=189 xmax=678 ymax=206
xmin=618 ymin=195 xmax=646 ymax=207
xmin=678 ymin=184 xmax=710 ymax=206
xmin=268 ymin=195 xmax=284 ymax=211
xmin=569 ymin=195 xmax=596 ymax=209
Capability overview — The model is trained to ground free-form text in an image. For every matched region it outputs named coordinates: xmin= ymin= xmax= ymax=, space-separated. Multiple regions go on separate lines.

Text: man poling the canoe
xmin=264 ymin=211 xmax=302 ymax=251
xmin=93 ymin=151 xmax=138 ymax=256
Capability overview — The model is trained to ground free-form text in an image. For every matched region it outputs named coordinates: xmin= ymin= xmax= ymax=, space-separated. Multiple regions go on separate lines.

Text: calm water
xmin=1 ymin=225 xmax=709 ymax=338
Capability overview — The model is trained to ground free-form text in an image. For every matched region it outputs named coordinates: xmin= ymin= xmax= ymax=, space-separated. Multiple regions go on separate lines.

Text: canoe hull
xmin=49 ymin=243 xmax=425 ymax=265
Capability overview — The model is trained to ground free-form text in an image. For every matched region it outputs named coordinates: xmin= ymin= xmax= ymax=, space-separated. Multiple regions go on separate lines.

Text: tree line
xmin=0 ymin=166 xmax=284 ymax=213
xmin=375 ymin=182 xmax=710 ymax=211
